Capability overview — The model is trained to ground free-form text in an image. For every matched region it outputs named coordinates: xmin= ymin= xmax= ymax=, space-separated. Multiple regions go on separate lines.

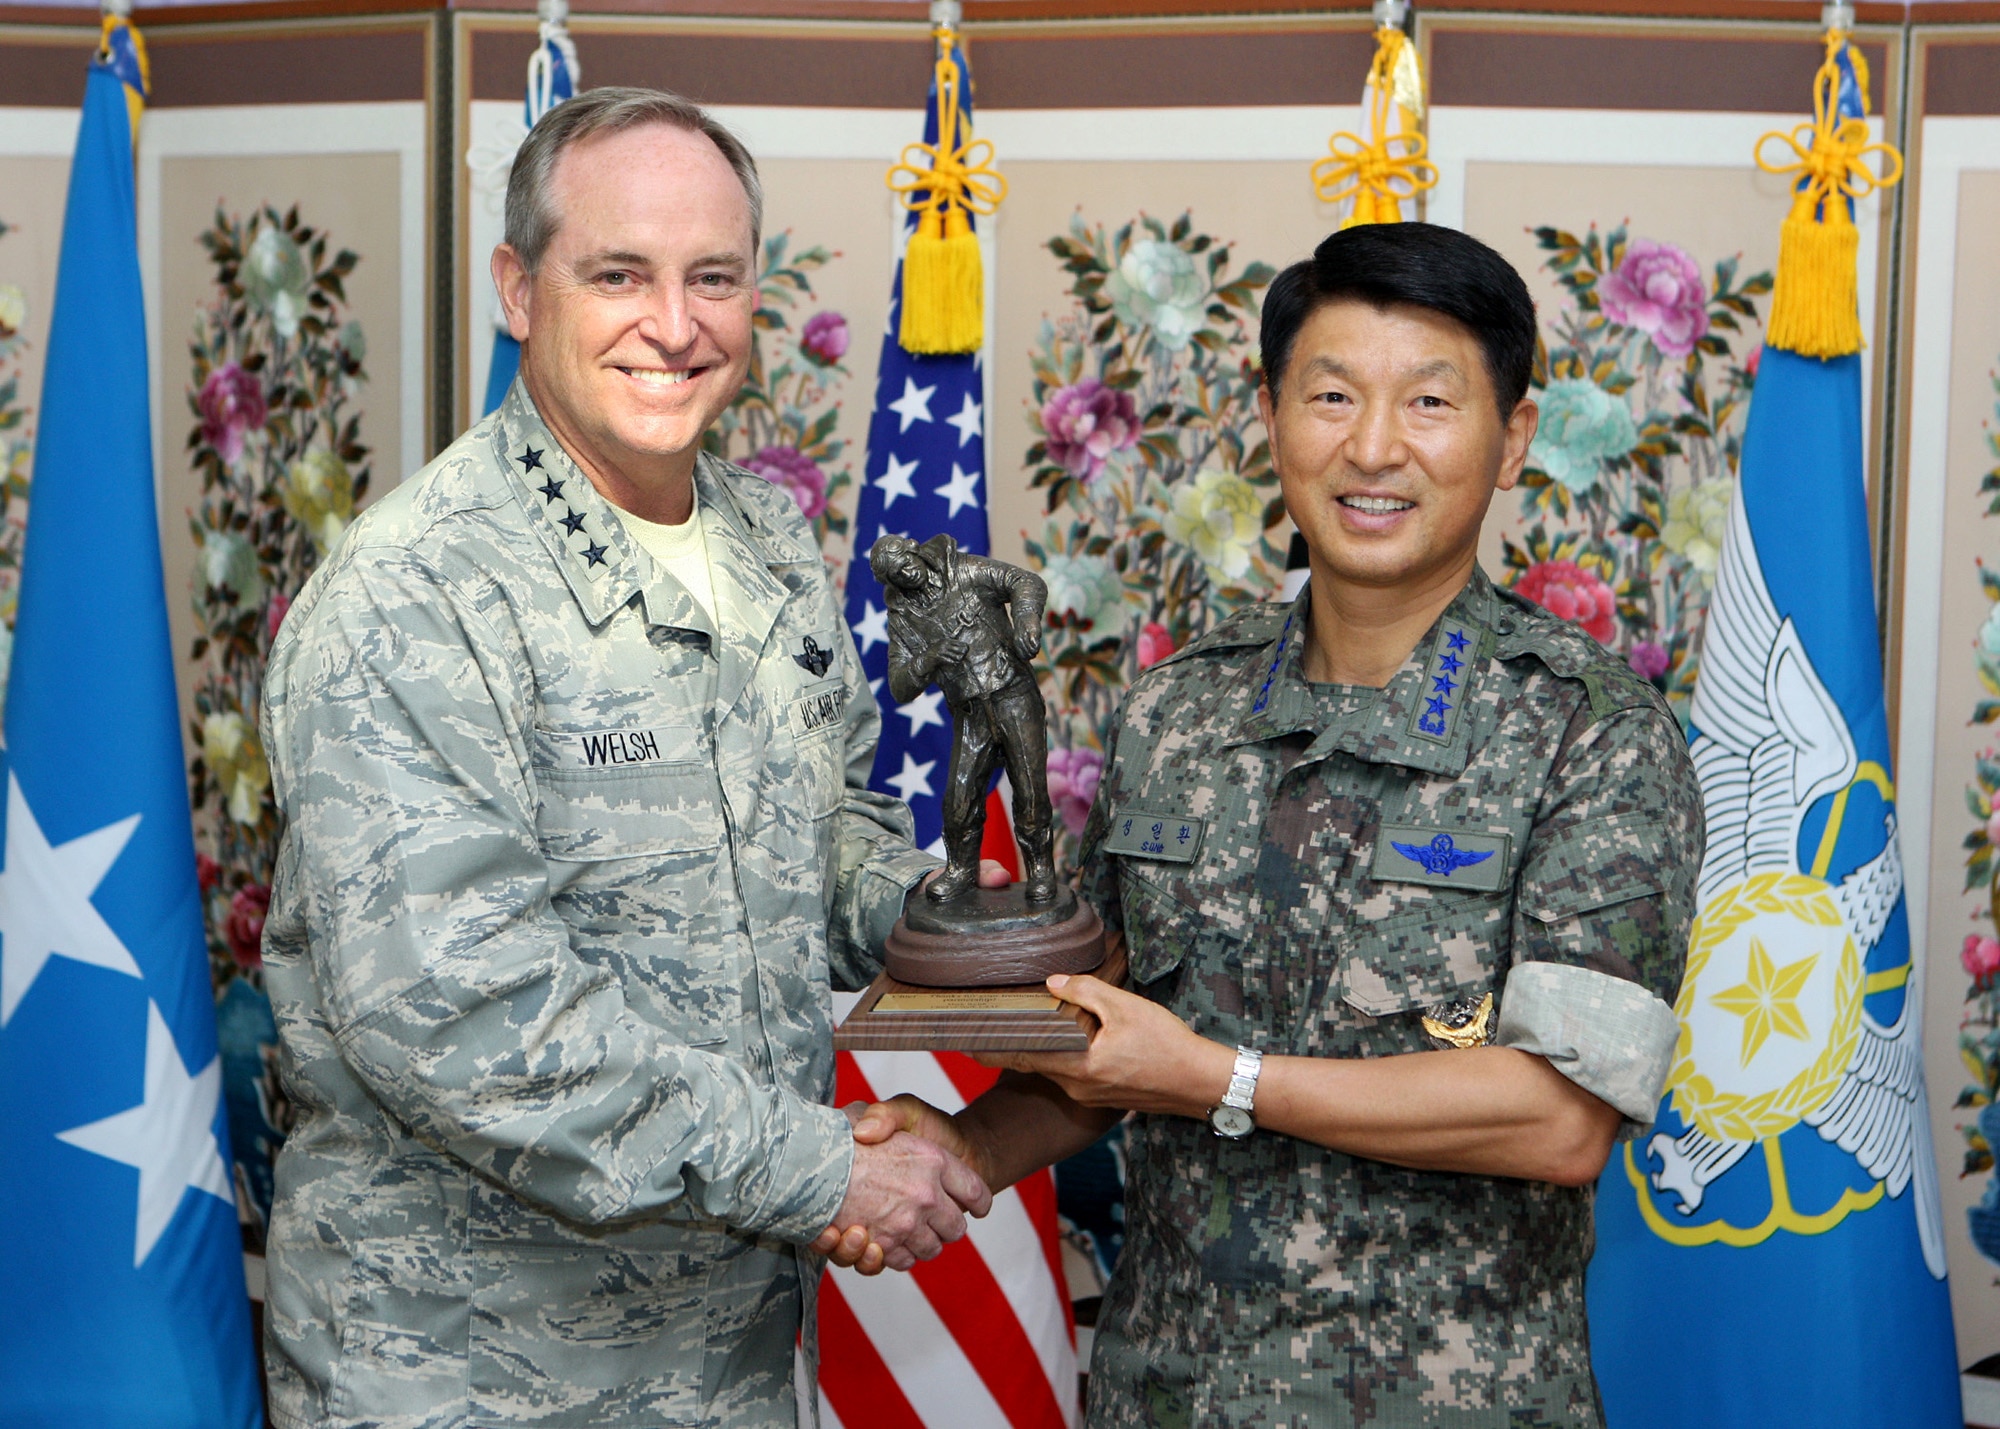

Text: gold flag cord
xmin=1312 ymin=26 xmax=1436 ymax=228
xmin=884 ymin=26 xmax=1007 ymax=354
xmin=1753 ymin=30 xmax=1902 ymax=359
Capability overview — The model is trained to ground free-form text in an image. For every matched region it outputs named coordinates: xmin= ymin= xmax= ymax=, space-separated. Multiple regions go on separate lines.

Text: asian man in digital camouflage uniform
xmin=832 ymin=223 xmax=1704 ymax=1426
xmin=258 ymin=88 xmax=993 ymax=1429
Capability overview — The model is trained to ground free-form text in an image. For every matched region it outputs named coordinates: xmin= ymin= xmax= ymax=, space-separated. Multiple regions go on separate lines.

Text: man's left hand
xmin=922 ymin=860 xmax=1014 ymax=893
xmin=976 ymin=974 xmax=1234 ymax=1117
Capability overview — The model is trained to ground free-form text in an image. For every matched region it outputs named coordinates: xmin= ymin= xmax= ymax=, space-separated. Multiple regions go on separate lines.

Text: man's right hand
xmin=818 ymin=1125 xmax=991 ymax=1273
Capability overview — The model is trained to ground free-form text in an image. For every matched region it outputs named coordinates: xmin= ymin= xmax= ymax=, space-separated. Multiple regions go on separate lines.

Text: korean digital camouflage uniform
xmin=1076 ymin=567 xmax=1702 ymax=1429
xmin=257 ymin=383 xmax=935 ymax=1429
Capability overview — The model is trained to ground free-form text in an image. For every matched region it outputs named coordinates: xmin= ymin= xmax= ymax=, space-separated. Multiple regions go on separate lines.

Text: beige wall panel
xmin=1922 ymin=166 xmax=2000 ymax=1371
xmin=155 ymin=150 xmax=402 ymax=763
xmin=0 ymin=154 xmax=71 ymax=426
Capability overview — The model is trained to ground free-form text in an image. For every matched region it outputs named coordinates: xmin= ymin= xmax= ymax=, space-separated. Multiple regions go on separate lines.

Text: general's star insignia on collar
xmin=558 ymin=509 xmax=586 ymax=536
xmin=518 ymin=446 xmax=544 ymax=471
xmin=1408 ymin=622 xmax=1473 ymax=744
xmin=537 ymin=476 xmax=565 ymax=505
xmin=581 ymin=541 xmax=609 ymax=568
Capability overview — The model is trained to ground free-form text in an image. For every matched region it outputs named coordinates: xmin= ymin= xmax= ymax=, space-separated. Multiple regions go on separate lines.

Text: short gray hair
xmin=504 ymin=86 xmax=763 ymax=272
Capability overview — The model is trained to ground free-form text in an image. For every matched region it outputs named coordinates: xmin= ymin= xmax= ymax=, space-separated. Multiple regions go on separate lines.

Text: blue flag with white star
xmin=1586 ymin=40 xmax=1959 ymax=1429
xmin=0 ymin=38 xmax=261 ymax=1429
xmin=844 ymin=42 xmax=992 ymax=852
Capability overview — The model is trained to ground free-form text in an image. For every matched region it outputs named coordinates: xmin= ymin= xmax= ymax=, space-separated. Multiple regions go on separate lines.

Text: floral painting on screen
xmin=1500 ymin=226 xmax=1770 ymax=722
xmin=1021 ymin=213 xmax=1283 ymax=872
xmin=704 ymin=232 xmax=857 ymax=578
xmin=185 ymin=203 xmax=372 ymax=1246
xmin=1954 ymin=365 xmax=2000 ymax=1268
xmin=0 ymin=219 xmax=32 ymax=722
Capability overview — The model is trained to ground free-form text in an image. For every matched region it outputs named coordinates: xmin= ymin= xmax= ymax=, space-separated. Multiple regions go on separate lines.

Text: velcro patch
xmin=788 ymin=679 xmax=849 ymax=743
xmin=1370 ymin=826 xmax=1511 ymax=891
xmin=543 ymin=724 xmax=700 ymax=771
xmin=1103 ymin=811 xmax=1206 ymax=863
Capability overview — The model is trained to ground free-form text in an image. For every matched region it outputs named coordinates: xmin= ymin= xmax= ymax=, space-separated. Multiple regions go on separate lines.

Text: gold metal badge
xmin=1422 ymin=992 xmax=1494 ymax=1049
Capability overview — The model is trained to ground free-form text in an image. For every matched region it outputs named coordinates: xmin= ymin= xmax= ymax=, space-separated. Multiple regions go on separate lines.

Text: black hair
xmin=1259 ymin=223 xmax=1537 ymax=413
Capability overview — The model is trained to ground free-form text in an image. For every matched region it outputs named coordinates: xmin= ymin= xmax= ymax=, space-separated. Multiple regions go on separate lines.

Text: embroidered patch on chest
xmin=1407 ymin=622 xmax=1473 ymax=743
xmin=1369 ymin=826 xmax=1511 ymax=891
xmin=790 ymin=630 xmax=839 ymax=679
xmin=787 ymin=679 xmax=849 ymax=743
xmin=542 ymin=724 xmax=701 ymax=771
xmin=1103 ymin=811 xmax=1206 ymax=863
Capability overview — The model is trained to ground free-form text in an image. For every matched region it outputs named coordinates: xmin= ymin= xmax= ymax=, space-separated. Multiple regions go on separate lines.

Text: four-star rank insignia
xmin=1408 ymin=622 xmax=1471 ymax=743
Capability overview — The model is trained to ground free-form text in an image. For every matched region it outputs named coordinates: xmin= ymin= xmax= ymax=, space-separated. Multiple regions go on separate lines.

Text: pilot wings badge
xmin=1632 ymin=491 xmax=1944 ymax=1278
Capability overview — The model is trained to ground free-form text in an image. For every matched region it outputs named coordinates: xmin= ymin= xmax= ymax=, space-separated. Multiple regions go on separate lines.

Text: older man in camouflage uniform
xmin=838 ymin=223 xmax=1703 ymax=1425
xmin=259 ymin=88 xmax=990 ymax=1429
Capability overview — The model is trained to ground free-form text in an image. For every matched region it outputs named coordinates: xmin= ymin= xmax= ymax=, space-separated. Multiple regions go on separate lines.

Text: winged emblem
xmin=793 ymin=635 xmax=834 ymax=679
xmin=1392 ymin=833 xmax=1494 ymax=877
xmin=1643 ymin=491 xmax=1943 ymax=1277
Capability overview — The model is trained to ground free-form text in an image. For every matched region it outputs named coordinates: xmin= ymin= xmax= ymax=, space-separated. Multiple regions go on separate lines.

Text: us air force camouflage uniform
xmin=1077 ymin=567 xmax=1702 ymax=1428
xmin=257 ymin=384 xmax=935 ymax=1429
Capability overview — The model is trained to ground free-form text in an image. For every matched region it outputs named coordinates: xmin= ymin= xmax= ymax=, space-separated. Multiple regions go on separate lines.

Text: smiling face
xmin=492 ymin=122 xmax=755 ymax=514
xmin=1259 ymin=297 xmax=1537 ymax=605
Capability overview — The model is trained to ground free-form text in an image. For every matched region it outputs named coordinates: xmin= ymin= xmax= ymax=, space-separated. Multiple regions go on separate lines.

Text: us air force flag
xmin=0 ymin=35 xmax=261 ymax=1429
xmin=1585 ymin=56 xmax=1959 ymax=1418
xmin=842 ymin=38 xmax=991 ymax=855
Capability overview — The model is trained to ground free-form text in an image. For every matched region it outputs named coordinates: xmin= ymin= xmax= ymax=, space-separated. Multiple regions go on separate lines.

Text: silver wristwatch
xmin=1207 ymin=1046 xmax=1263 ymax=1139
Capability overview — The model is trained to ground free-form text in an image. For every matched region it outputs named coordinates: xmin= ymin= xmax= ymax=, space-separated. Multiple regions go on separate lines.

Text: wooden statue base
xmin=835 ymin=940 xmax=1126 ymax=1053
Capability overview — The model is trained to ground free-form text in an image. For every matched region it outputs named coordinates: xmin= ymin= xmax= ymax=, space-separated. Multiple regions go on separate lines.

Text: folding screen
xmin=1897 ymin=21 xmax=2000 ymax=1393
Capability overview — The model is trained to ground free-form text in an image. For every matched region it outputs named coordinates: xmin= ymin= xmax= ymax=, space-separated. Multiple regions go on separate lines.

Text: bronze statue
xmin=869 ymin=533 xmax=1060 ymax=907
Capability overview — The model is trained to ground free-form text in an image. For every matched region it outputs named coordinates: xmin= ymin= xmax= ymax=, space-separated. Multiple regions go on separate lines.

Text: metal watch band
xmin=1222 ymin=1046 xmax=1262 ymax=1112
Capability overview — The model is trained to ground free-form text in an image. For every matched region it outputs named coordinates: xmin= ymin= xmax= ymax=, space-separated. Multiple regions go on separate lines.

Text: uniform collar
xmin=1226 ymin=566 xmax=1502 ymax=779
xmin=492 ymin=380 xmax=807 ymax=654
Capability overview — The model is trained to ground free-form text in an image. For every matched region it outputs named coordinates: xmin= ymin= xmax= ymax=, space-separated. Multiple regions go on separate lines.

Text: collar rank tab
xmin=1407 ymin=622 xmax=1472 ymax=744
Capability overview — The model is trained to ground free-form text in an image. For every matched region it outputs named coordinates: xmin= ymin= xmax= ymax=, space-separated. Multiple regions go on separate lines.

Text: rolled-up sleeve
xmin=1499 ymin=702 xmax=1705 ymax=1134
xmin=266 ymin=551 xmax=853 ymax=1243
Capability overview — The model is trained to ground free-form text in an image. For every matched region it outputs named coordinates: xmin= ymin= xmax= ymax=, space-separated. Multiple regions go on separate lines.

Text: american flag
xmin=821 ymin=34 xmax=1076 ymax=1429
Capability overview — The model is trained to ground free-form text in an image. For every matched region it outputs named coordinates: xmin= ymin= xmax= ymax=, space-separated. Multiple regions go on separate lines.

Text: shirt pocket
xmin=531 ymin=759 xmax=727 ymax=863
xmin=1334 ymin=891 xmax=1509 ymax=1054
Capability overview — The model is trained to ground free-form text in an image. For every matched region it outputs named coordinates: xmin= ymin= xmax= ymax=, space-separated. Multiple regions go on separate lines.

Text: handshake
xmin=812 ymin=1097 xmax=988 ymax=1274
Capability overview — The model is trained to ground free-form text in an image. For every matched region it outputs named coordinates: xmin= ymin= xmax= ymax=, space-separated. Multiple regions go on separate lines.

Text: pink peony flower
xmin=800 ymin=311 xmax=850 ymax=366
xmin=1042 ymin=379 xmax=1139 ymax=484
xmin=198 ymin=362 xmax=268 ymax=465
xmin=1137 ymin=622 xmax=1176 ymax=671
xmin=196 ymin=853 xmax=222 ymax=893
xmin=1046 ymin=745 xmax=1104 ymax=837
xmin=267 ymin=590 xmax=291 ymax=640
xmin=1965 ymin=933 xmax=2000 ymax=985
xmin=1744 ymin=345 xmax=1763 ymax=380
xmin=1627 ymin=640 xmax=1670 ymax=682
xmin=1986 ymin=808 xmax=2000 ymax=849
xmin=742 ymin=445 xmax=827 ymax=521
xmin=1598 ymin=239 xmax=1710 ymax=361
xmin=1515 ymin=559 xmax=1618 ymax=645
xmin=227 ymin=883 xmax=270 ymax=970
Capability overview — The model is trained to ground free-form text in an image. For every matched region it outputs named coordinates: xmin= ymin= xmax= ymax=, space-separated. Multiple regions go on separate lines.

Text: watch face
xmin=1209 ymin=1104 xmax=1255 ymax=1139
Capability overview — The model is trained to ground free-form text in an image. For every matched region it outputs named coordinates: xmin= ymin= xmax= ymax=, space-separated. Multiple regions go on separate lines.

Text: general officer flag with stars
xmin=842 ymin=39 xmax=994 ymax=857
xmin=1586 ymin=33 xmax=1959 ymax=1429
xmin=0 ymin=22 xmax=261 ymax=1428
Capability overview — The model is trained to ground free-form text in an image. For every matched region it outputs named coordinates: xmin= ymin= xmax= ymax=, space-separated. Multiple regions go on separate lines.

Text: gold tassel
xmin=1312 ymin=25 xmax=1434 ymax=227
xmin=1768 ymin=197 xmax=1862 ymax=359
xmin=1753 ymin=33 xmax=1901 ymax=360
xmin=886 ymin=27 xmax=1006 ymax=355
xmin=900 ymin=207 xmax=984 ymax=355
